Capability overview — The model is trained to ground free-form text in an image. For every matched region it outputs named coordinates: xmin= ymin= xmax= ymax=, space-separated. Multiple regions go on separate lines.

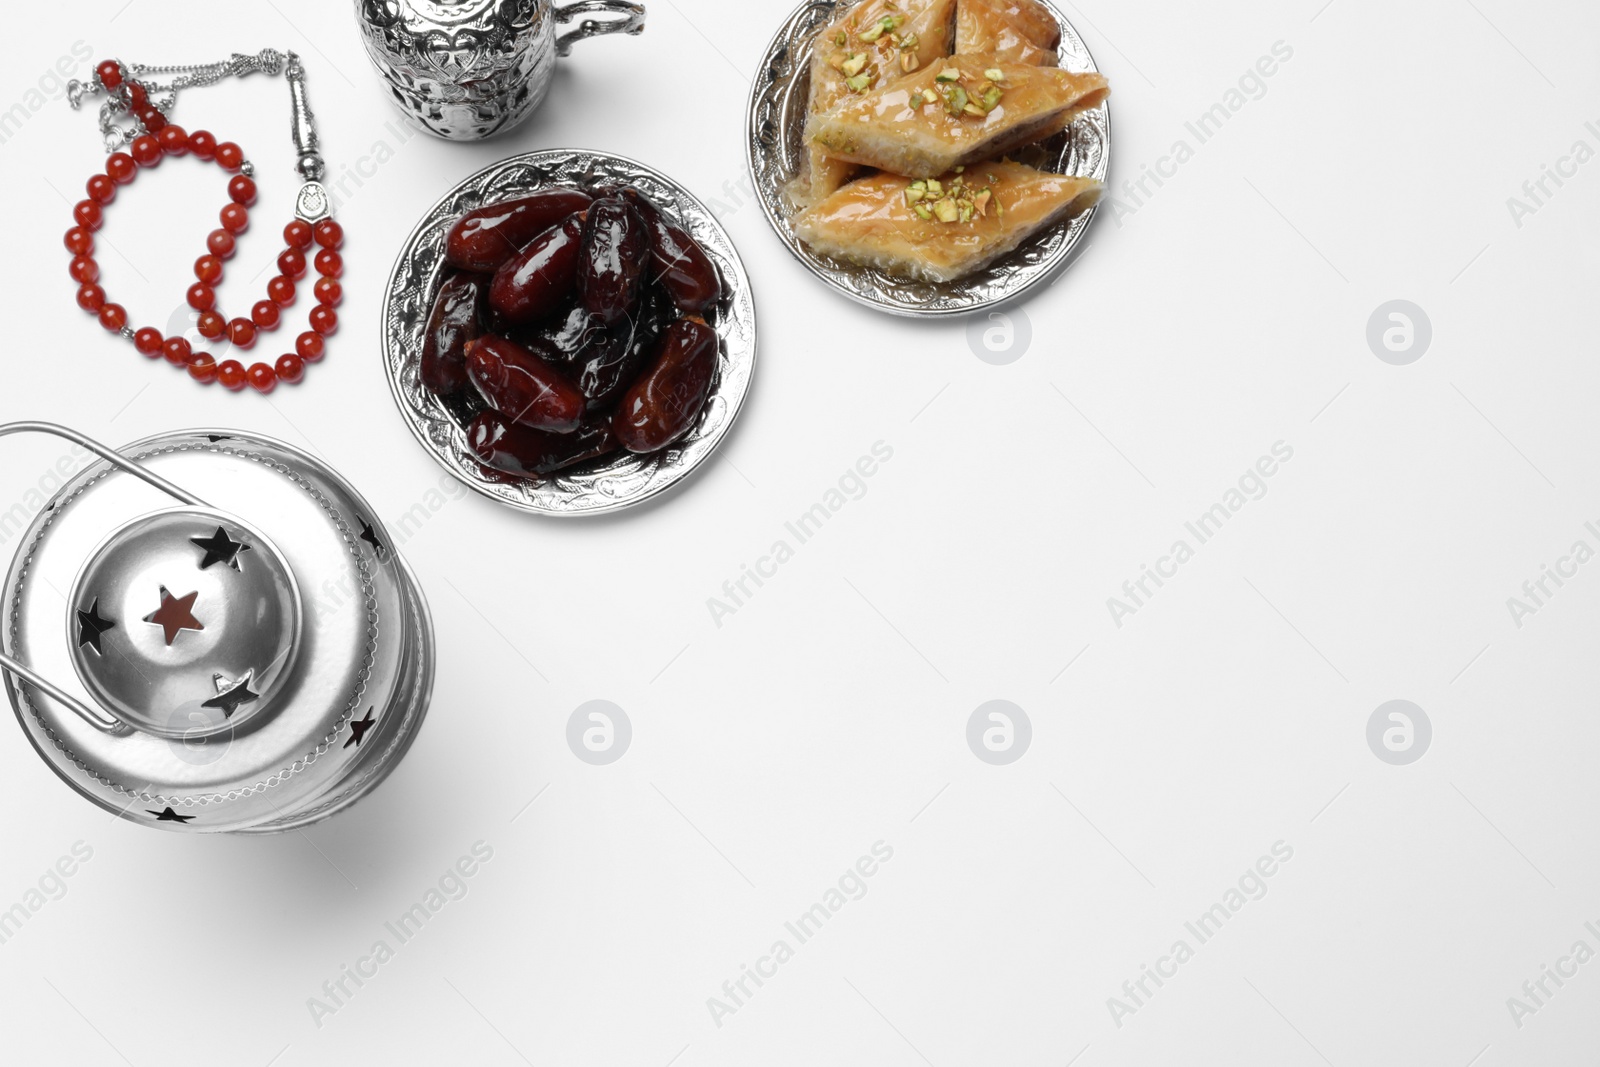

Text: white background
xmin=0 ymin=0 xmax=1596 ymax=1064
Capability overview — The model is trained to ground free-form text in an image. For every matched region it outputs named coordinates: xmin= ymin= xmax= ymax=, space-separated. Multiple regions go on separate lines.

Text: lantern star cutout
xmin=344 ymin=707 xmax=376 ymax=749
xmin=144 ymin=587 xmax=204 ymax=646
xmin=190 ymin=526 xmax=250 ymax=571
xmin=76 ymin=599 xmax=116 ymax=655
xmin=358 ymin=518 xmax=386 ymax=559
xmin=147 ymin=807 xmax=195 ymax=824
xmin=202 ymin=671 xmax=260 ymax=719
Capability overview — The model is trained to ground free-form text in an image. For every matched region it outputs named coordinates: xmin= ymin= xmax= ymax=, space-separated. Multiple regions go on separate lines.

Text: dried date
xmin=420 ymin=271 xmax=485 ymax=397
xmin=613 ymin=316 xmax=718 ymax=453
xmin=578 ymin=196 xmax=648 ymax=326
xmin=446 ymin=190 xmax=594 ymax=272
xmin=575 ymin=285 xmax=676 ymax=412
xmin=625 ymin=190 xmax=719 ymax=314
xmin=489 ymin=213 xmax=587 ymax=325
xmin=468 ymin=410 xmax=619 ymax=477
xmin=465 ymin=335 xmax=585 ymax=433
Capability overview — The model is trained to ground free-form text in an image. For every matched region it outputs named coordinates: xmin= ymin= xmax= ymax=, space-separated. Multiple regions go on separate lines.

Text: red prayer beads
xmin=76 ymin=284 xmax=105 ymax=312
xmin=157 ymin=125 xmax=188 ymax=156
xmin=129 ymin=135 xmax=161 ymax=167
xmin=246 ymin=362 xmax=277 ymax=393
xmin=86 ymin=174 xmax=116 ymax=203
xmin=217 ymin=360 xmax=247 ymax=391
xmin=163 ymin=337 xmax=192 ymax=366
xmin=189 ymin=130 xmax=216 ymax=160
xmin=275 ymin=353 xmax=305 ymax=383
xmin=197 ymin=311 xmax=226 ymax=340
xmin=67 ymin=60 xmax=343 ymax=391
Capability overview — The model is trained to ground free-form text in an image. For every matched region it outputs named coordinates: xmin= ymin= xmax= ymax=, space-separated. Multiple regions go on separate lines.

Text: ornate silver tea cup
xmin=354 ymin=0 xmax=647 ymax=140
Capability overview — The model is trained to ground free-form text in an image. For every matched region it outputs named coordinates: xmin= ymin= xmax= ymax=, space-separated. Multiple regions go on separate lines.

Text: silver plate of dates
xmin=745 ymin=0 xmax=1110 ymax=318
xmin=381 ymin=149 xmax=758 ymax=517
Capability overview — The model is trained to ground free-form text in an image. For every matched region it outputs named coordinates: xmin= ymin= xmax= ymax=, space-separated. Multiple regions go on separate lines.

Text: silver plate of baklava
xmin=747 ymin=0 xmax=1111 ymax=318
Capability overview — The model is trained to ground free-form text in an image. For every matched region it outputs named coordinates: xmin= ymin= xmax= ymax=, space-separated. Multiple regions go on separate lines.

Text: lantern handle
xmin=0 ymin=650 xmax=124 ymax=733
xmin=0 ymin=421 xmax=211 ymax=735
xmin=0 ymin=422 xmax=207 ymax=507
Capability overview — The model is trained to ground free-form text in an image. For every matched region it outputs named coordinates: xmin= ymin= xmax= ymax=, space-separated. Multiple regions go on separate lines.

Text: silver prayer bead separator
xmin=66 ymin=48 xmax=332 ymax=222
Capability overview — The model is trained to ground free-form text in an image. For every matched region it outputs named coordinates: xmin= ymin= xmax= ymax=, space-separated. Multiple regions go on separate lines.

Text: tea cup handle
xmin=554 ymin=0 xmax=646 ymax=57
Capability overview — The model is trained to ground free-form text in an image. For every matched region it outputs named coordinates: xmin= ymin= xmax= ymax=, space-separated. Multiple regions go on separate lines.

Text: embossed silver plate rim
xmin=381 ymin=149 xmax=758 ymax=517
xmin=745 ymin=0 xmax=1111 ymax=319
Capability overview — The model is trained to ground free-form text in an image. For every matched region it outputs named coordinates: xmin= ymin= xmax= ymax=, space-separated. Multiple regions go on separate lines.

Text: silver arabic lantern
xmin=0 ymin=423 xmax=435 ymax=833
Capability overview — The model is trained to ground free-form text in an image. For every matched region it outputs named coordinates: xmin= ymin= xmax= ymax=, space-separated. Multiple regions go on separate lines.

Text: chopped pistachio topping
xmin=900 ymin=52 xmax=920 ymax=73
xmin=845 ymin=72 xmax=872 ymax=91
xmin=835 ymin=30 xmax=848 ymax=46
xmin=859 ymin=14 xmax=900 ymax=42
xmin=934 ymin=66 xmax=960 ymax=83
xmin=841 ymin=52 xmax=868 ymax=76
xmin=898 ymin=32 xmax=920 ymax=52
xmin=906 ymin=174 xmax=1002 ymax=226
xmin=983 ymin=67 xmax=1005 ymax=82
xmin=932 ymin=76 xmax=1005 ymax=118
